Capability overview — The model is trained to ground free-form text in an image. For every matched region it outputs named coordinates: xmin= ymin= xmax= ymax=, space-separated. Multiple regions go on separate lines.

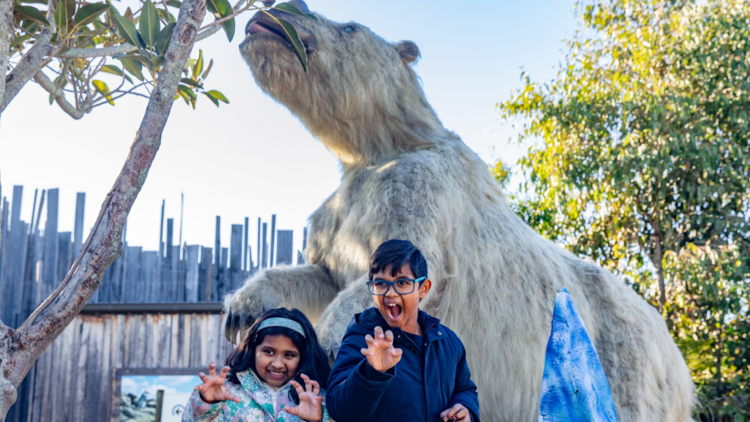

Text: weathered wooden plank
xmin=176 ymin=245 xmax=185 ymax=302
xmin=189 ymin=314 xmax=201 ymax=366
xmin=276 ymin=230 xmax=294 ymax=266
xmin=72 ymin=319 xmax=89 ymax=421
xmin=42 ymin=188 xmax=59 ymax=295
xmin=199 ymin=247 xmax=213 ymax=301
xmin=158 ymin=314 xmax=171 ymax=368
xmin=185 ymin=245 xmax=200 ymax=302
xmin=243 ymin=217 xmax=249 ymax=271
xmin=142 ymin=251 xmax=158 ymax=303
xmin=144 ymin=314 xmax=156 ymax=367
xmin=4 ymin=186 xmax=24 ymax=328
xmin=256 ymin=218 xmax=261 ymax=272
xmin=73 ymin=192 xmax=85 ymax=255
xmin=57 ymin=231 xmax=72 ymax=286
xmin=170 ymin=314 xmax=181 ymax=367
xmin=269 ymin=214 xmax=276 ymax=267
xmin=261 ymin=223 xmax=268 ymax=269
xmin=125 ymin=246 xmax=142 ymax=303
xmin=164 ymin=217 xmax=174 ymax=301
xmin=84 ymin=317 xmax=104 ymax=422
xmin=135 ymin=314 xmax=147 ymax=366
xmin=214 ymin=216 xmax=221 ymax=303
xmin=98 ymin=315 xmax=114 ymax=422
xmin=230 ymin=224 xmax=242 ymax=291
xmin=220 ymin=247 xmax=228 ymax=299
xmin=181 ymin=314 xmax=192 ymax=367
xmin=116 ymin=314 xmax=125 ymax=368
xmin=0 ymin=198 xmax=9 ymax=307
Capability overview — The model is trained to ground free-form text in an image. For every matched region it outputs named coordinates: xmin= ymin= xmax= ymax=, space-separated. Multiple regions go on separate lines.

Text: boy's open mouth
xmin=385 ymin=303 xmax=403 ymax=320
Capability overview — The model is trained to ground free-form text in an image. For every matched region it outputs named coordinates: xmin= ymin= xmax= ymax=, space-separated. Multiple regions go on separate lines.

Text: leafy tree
xmin=0 ymin=0 xmax=312 ymax=419
xmin=496 ymin=0 xmax=750 ymax=418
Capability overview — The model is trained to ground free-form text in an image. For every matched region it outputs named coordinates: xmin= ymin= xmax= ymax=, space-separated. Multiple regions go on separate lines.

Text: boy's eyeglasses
xmin=367 ymin=277 xmax=426 ymax=295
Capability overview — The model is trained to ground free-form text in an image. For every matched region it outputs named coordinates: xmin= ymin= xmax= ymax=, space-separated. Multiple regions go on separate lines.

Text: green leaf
xmin=11 ymin=34 xmax=31 ymax=48
xmin=54 ymin=2 xmax=69 ymax=35
xmin=192 ymin=50 xmax=203 ymax=78
xmin=139 ymin=1 xmax=160 ymax=49
xmin=202 ymin=91 xmax=220 ymax=107
xmin=175 ymin=87 xmax=190 ymax=105
xmin=273 ymin=15 xmax=306 ymax=71
xmin=152 ymin=54 xmax=165 ymax=68
xmin=117 ymin=57 xmax=145 ymax=81
xmin=272 ymin=3 xmax=306 ymax=17
xmin=201 ymin=59 xmax=213 ymax=79
xmin=180 ymin=78 xmax=203 ymax=88
xmin=127 ymin=54 xmax=155 ymax=72
xmin=177 ymin=85 xmax=197 ymax=100
xmin=92 ymin=80 xmax=114 ymax=105
xmin=206 ymin=0 xmax=234 ymax=41
xmin=157 ymin=8 xmax=175 ymax=24
xmin=207 ymin=89 xmax=228 ymax=104
xmin=14 ymin=5 xmax=50 ymax=27
xmin=75 ymin=27 xmax=109 ymax=37
xmin=304 ymin=13 xmax=318 ymax=21
xmin=101 ymin=64 xmax=123 ymax=76
xmin=73 ymin=3 xmax=110 ymax=29
xmin=166 ymin=1 xmax=182 ymax=8
xmin=155 ymin=22 xmax=175 ymax=55
xmin=112 ymin=13 xmax=140 ymax=49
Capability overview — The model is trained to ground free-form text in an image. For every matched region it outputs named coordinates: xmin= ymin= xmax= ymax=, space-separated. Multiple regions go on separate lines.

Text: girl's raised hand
xmin=360 ymin=326 xmax=402 ymax=373
xmin=285 ymin=374 xmax=324 ymax=422
xmin=193 ymin=363 xmax=242 ymax=404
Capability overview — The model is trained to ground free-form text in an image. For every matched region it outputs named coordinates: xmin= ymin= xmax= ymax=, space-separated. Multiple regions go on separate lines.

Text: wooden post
xmin=164 ymin=218 xmax=174 ymax=301
xmin=56 ymin=232 xmax=72 ymax=289
xmin=261 ymin=223 xmax=268 ymax=269
xmin=177 ymin=243 xmax=186 ymax=302
xmin=142 ymin=251 xmax=158 ymax=303
xmin=73 ymin=193 xmax=85 ymax=256
xmin=185 ymin=245 xmax=200 ymax=302
xmin=0 ymin=198 xmax=8 ymax=303
xmin=269 ymin=214 xmax=276 ymax=267
xmin=42 ymin=188 xmax=59 ymax=302
xmin=220 ymin=247 xmax=228 ymax=299
xmin=275 ymin=230 xmax=293 ymax=266
xmin=256 ymin=218 xmax=260 ymax=272
xmin=4 ymin=186 xmax=24 ymax=327
xmin=158 ymin=200 xmax=165 ymax=259
xmin=21 ymin=190 xmax=39 ymax=319
xmin=214 ymin=216 xmax=222 ymax=302
xmin=199 ymin=247 xmax=213 ymax=301
xmin=243 ymin=217 xmax=249 ymax=271
xmin=125 ymin=246 xmax=142 ymax=303
xmin=230 ymin=224 xmax=242 ymax=291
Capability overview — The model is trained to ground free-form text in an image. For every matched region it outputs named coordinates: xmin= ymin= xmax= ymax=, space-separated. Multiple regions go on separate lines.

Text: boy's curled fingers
xmin=440 ymin=404 xmax=470 ymax=422
xmin=374 ymin=326 xmax=384 ymax=339
xmin=364 ymin=334 xmax=375 ymax=348
xmin=384 ymin=329 xmax=394 ymax=344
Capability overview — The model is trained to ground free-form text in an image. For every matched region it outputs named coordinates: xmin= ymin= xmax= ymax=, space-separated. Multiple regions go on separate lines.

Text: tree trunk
xmin=0 ymin=0 xmax=14 ymax=112
xmin=0 ymin=0 xmax=206 ymax=418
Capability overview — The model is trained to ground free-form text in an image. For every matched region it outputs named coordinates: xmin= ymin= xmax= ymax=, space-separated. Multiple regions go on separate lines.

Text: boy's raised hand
xmin=440 ymin=404 xmax=471 ymax=422
xmin=360 ymin=326 xmax=403 ymax=373
xmin=285 ymin=373 xmax=324 ymax=422
xmin=193 ymin=362 xmax=242 ymax=404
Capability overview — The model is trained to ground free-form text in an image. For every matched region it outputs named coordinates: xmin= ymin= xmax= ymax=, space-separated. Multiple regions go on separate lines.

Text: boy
xmin=327 ymin=239 xmax=480 ymax=422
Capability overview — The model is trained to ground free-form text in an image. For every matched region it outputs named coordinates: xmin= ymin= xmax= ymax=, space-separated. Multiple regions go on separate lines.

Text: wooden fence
xmin=0 ymin=186 xmax=309 ymax=329
xmin=9 ymin=307 xmax=234 ymax=422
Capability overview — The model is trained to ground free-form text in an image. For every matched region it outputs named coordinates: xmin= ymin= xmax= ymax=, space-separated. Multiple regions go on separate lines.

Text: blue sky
xmin=0 ymin=0 xmax=577 ymax=255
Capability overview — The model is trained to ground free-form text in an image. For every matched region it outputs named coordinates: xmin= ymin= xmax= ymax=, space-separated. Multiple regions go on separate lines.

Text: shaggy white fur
xmin=226 ymin=3 xmax=695 ymax=420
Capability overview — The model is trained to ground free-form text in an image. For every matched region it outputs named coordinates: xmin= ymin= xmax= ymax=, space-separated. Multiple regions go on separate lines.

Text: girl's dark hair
xmin=225 ymin=307 xmax=330 ymax=404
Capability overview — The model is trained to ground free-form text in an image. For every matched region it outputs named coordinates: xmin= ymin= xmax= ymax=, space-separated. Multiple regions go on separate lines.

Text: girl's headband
xmin=257 ymin=317 xmax=306 ymax=337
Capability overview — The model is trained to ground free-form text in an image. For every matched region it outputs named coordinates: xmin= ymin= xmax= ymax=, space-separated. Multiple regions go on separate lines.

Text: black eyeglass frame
xmin=366 ymin=277 xmax=427 ymax=295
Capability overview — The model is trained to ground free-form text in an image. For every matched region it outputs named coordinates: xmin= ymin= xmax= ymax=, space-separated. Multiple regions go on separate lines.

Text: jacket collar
xmin=352 ymin=307 xmax=443 ymax=344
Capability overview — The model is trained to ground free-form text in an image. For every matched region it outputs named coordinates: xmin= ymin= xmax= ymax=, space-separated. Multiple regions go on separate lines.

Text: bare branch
xmin=0 ymin=0 xmax=12 ymax=117
xmin=0 ymin=0 xmax=207 ymax=417
xmin=1 ymin=27 xmax=53 ymax=114
xmin=33 ymin=70 xmax=87 ymax=120
xmin=56 ymin=42 xmax=140 ymax=59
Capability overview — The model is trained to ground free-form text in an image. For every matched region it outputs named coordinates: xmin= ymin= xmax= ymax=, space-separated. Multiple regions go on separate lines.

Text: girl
xmin=183 ymin=308 xmax=331 ymax=422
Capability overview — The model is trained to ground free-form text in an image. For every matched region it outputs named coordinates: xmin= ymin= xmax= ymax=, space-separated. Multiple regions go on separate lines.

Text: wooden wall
xmin=17 ymin=311 xmax=234 ymax=422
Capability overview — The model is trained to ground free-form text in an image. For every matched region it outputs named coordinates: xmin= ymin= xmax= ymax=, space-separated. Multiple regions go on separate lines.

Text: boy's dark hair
xmin=225 ymin=307 xmax=331 ymax=404
xmin=368 ymin=239 xmax=428 ymax=280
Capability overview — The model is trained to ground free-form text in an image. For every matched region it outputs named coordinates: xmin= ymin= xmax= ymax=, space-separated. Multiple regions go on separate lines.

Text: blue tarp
xmin=538 ymin=287 xmax=619 ymax=422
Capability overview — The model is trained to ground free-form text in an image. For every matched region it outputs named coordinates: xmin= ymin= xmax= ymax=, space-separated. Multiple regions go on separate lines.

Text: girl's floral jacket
xmin=181 ymin=370 xmax=330 ymax=422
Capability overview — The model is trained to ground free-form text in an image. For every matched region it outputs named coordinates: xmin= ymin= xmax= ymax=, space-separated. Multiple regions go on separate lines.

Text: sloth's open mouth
xmin=247 ymin=20 xmax=293 ymax=47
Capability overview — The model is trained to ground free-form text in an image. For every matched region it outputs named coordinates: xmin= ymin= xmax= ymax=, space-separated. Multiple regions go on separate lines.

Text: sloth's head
xmin=239 ymin=0 xmax=444 ymax=166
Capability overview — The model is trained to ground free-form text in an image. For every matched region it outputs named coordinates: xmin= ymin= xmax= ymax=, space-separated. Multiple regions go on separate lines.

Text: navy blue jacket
xmin=327 ymin=307 xmax=480 ymax=422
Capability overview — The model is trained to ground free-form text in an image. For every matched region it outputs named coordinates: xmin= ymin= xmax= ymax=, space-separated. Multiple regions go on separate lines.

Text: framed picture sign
xmin=113 ymin=368 xmax=204 ymax=422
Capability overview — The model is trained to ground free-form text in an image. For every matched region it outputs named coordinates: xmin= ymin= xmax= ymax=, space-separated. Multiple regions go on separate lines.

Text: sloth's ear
xmin=397 ymin=40 xmax=420 ymax=64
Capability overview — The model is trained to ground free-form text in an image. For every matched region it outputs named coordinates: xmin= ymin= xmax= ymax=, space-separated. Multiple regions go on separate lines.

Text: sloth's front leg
xmin=223 ymin=264 xmax=338 ymax=343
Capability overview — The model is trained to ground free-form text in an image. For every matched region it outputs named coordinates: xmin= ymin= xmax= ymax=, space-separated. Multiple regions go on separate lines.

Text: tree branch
xmin=1 ymin=27 xmax=53 ymax=114
xmin=0 ymin=0 xmax=14 ymax=111
xmin=0 ymin=0 xmax=207 ymax=417
xmin=32 ymin=70 xmax=87 ymax=119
